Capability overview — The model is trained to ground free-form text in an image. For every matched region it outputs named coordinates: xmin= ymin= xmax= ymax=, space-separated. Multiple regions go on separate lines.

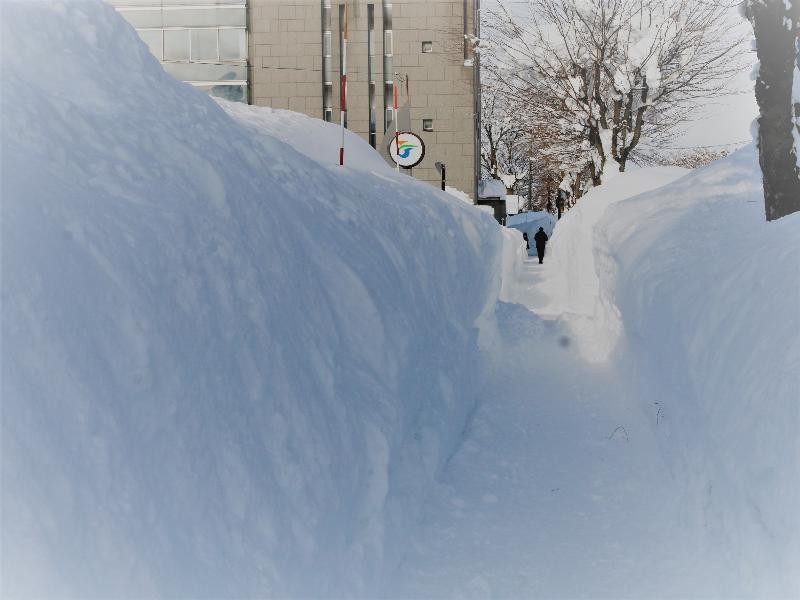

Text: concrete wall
xmin=248 ymin=0 xmax=477 ymax=198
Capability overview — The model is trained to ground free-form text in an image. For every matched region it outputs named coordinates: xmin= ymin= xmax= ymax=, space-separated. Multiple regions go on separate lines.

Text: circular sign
xmin=388 ymin=131 xmax=425 ymax=169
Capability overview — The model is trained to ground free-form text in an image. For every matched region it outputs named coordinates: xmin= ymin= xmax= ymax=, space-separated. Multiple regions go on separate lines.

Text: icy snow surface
xmin=2 ymin=2 xmax=799 ymax=599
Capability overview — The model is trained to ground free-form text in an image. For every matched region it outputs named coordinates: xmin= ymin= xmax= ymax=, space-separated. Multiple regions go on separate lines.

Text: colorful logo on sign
xmin=388 ymin=131 xmax=425 ymax=169
xmin=396 ymin=138 xmax=417 ymax=159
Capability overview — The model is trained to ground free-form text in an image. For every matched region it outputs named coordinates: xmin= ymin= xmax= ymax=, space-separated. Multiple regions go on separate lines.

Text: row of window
xmin=113 ymin=3 xmax=248 ymax=102
xmin=138 ymin=27 xmax=246 ymax=63
xmin=115 ymin=6 xmax=245 ymax=29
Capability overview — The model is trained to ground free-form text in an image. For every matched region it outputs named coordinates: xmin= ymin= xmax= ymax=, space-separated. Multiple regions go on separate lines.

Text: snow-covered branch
xmin=485 ymin=0 xmax=747 ymax=193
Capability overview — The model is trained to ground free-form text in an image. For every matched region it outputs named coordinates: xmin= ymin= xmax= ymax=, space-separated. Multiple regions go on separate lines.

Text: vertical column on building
xmin=463 ymin=0 xmax=469 ymax=62
xmin=367 ymin=4 xmax=377 ymax=148
xmin=382 ymin=0 xmax=393 ymax=132
xmin=321 ymin=0 xmax=333 ymax=122
xmin=338 ymin=3 xmax=348 ymax=129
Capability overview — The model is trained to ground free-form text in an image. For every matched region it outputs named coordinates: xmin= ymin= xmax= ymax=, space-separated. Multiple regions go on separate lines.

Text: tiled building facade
xmin=248 ymin=0 xmax=480 ymax=198
xmin=112 ymin=0 xmax=481 ymax=198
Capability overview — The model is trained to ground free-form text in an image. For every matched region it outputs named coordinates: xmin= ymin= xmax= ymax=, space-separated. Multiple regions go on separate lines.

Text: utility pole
xmin=527 ymin=158 xmax=533 ymax=211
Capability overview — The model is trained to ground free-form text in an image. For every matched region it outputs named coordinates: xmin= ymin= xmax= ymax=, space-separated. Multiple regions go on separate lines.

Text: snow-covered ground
xmin=2 ymin=3 xmax=799 ymax=599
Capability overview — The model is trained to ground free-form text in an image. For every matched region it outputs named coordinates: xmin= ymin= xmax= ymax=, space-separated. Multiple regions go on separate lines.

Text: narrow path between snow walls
xmin=383 ymin=153 xmax=800 ymax=598
xmin=1 ymin=3 xmax=507 ymax=597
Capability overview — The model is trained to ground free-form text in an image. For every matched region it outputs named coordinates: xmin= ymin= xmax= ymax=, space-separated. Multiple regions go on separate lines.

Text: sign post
xmin=392 ymin=81 xmax=400 ymax=172
xmin=388 ymin=132 xmax=425 ymax=170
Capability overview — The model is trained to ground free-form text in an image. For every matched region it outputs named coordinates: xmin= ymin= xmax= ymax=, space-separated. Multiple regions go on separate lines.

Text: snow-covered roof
xmin=478 ymin=178 xmax=507 ymax=199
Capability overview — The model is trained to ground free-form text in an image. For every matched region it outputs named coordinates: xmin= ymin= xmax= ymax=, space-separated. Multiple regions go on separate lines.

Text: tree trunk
xmin=617 ymin=78 xmax=648 ymax=174
xmin=795 ymin=36 xmax=800 ymax=137
xmin=751 ymin=0 xmax=800 ymax=221
xmin=572 ymin=170 xmax=583 ymax=200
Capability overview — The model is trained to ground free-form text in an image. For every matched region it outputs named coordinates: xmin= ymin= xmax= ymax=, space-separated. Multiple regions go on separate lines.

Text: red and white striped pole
xmin=393 ymin=78 xmax=400 ymax=172
xmin=339 ymin=0 xmax=348 ymax=166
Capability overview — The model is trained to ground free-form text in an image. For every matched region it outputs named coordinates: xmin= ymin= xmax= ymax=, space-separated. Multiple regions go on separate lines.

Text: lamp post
xmin=435 ymin=161 xmax=446 ymax=191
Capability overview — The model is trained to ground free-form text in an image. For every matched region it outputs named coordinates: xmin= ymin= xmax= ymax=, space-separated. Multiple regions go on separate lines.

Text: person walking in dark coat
xmin=555 ymin=189 xmax=569 ymax=220
xmin=533 ymin=227 xmax=548 ymax=264
xmin=522 ymin=231 xmax=529 ymax=250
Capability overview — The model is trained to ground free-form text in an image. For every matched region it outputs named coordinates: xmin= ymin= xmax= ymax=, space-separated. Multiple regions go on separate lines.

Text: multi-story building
xmin=112 ymin=0 xmax=481 ymax=199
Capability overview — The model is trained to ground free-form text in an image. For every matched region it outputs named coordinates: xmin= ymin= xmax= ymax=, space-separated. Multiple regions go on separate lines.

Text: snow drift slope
xmin=219 ymin=101 xmax=389 ymax=174
xmin=524 ymin=153 xmax=800 ymax=596
xmin=603 ymin=148 xmax=800 ymax=596
xmin=0 ymin=3 xmax=502 ymax=597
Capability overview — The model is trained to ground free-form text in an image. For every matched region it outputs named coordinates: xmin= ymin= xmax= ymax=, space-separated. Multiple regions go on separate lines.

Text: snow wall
xmin=604 ymin=150 xmax=800 ymax=597
xmin=0 ymin=3 xmax=503 ymax=597
xmin=533 ymin=152 xmax=800 ymax=597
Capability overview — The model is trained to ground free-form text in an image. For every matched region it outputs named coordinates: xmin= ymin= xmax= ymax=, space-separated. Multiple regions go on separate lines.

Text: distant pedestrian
xmin=522 ymin=231 xmax=529 ymax=250
xmin=555 ymin=189 xmax=569 ymax=220
xmin=534 ymin=227 xmax=548 ymax=264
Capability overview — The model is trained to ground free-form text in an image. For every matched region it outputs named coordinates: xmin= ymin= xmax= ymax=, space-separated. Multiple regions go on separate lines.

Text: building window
xmin=153 ymin=27 xmax=247 ymax=63
xmin=164 ymin=29 xmax=190 ymax=61
xmin=423 ymin=119 xmax=434 ymax=131
xmin=219 ymin=28 xmax=247 ymax=61
xmin=421 ymin=41 xmax=433 ymax=53
xmin=190 ymin=29 xmax=218 ymax=61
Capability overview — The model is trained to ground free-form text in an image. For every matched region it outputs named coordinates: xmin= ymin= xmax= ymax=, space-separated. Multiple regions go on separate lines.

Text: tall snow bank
xmin=604 ymin=147 xmax=800 ymax=597
xmin=529 ymin=150 xmax=800 ymax=596
xmin=0 ymin=3 xmax=501 ymax=597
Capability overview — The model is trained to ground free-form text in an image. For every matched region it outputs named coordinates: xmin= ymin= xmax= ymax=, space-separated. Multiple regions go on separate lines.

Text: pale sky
xmin=488 ymin=0 xmax=760 ymax=151
xmin=670 ymin=14 xmax=758 ymax=150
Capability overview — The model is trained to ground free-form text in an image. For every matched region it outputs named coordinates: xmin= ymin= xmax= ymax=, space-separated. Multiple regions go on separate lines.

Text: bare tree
xmin=486 ymin=0 xmax=746 ymax=189
xmin=744 ymin=0 xmax=800 ymax=221
xmin=481 ymin=73 xmax=567 ymax=209
xmin=480 ymin=81 xmax=529 ymax=193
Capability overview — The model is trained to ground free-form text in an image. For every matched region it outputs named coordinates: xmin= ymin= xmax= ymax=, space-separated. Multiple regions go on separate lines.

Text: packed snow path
xmin=384 ymin=265 xmax=714 ymax=597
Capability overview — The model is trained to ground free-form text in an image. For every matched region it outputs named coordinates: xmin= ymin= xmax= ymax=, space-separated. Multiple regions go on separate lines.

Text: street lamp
xmin=435 ymin=161 xmax=446 ymax=191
